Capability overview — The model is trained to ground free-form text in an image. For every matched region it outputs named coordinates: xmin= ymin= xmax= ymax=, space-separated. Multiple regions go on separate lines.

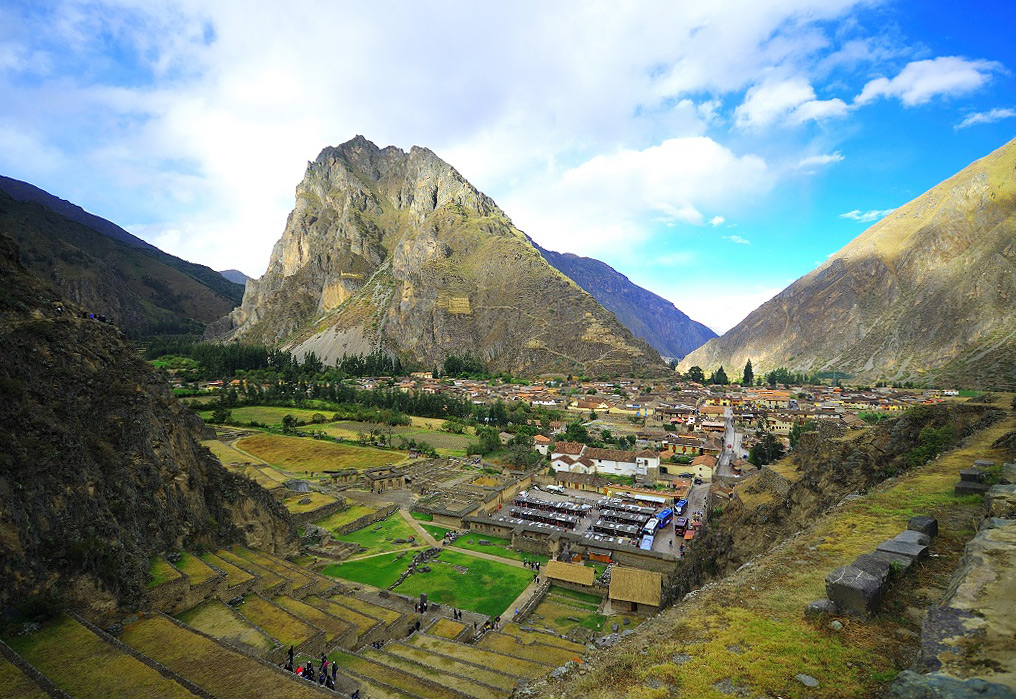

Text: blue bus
xmin=655 ymin=508 xmax=674 ymax=528
xmin=674 ymin=499 xmax=688 ymax=516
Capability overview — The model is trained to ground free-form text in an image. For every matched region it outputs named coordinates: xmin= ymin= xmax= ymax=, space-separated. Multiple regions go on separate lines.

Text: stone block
xmin=804 ymin=598 xmax=838 ymax=619
xmin=872 ymin=550 xmax=915 ymax=573
xmin=825 ymin=565 xmax=883 ymax=616
xmin=959 ymin=468 xmax=985 ymax=483
xmin=852 ymin=553 xmax=896 ymax=581
xmin=894 ymin=530 xmax=931 ymax=547
xmin=1000 ymin=463 xmax=1016 ymax=485
xmin=985 ymin=484 xmax=1016 ymax=519
xmin=907 ymin=516 xmax=938 ymax=538
xmin=972 ymin=459 xmax=996 ymax=468
xmin=888 ymin=670 xmax=1016 ymax=698
xmin=954 ymin=481 xmax=991 ymax=496
xmin=876 ymin=539 xmax=928 ymax=562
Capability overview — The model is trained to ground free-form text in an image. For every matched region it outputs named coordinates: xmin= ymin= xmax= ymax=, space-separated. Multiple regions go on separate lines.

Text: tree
xmin=709 ymin=366 xmax=729 ymax=385
xmin=210 ymin=406 xmax=231 ymax=424
xmin=742 ymin=360 xmax=754 ymax=388
xmin=281 ymin=414 xmax=298 ymax=434
xmin=788 ymin=420 xmax=816 ymax=449
xmin=748 ymin=429 xmax=784 ymax=466
xmin=687 ymin=366 xmax=705 ymax=383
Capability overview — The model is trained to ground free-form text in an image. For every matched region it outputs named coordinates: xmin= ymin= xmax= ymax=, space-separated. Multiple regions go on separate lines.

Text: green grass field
xmin=199 ymin=405 xmax=339 ymax=426
xmin=336 ymin=513 xmax=423 ymax=557
xmin=175 ymin=552 xmax=218 ymax=586
xmin=450 ymin=533 xmax=549 ymax=565
xmin=323 ymin=552 xmax=411 ymax=589
xmin=396 ymin=549 xmax=533 ymax=618
xmin=313 ymin=505 xmax=378 ymax=534
xmin=420 ymin=523 xmax=451 ymax=539
xmin=410 ymin=511 xmax=434 ymax=521
xmin=319 ymin=421 xmax=472 ymax=456
xmin=235 ymin=433 xmax=402 ymax=473
xmin=176 ymin=600 xmax=274 ymax=654
xmin=281 ymin=491 xmax=340 ymax=514
xmin=147 ymin=556 xmax=181 ymax=588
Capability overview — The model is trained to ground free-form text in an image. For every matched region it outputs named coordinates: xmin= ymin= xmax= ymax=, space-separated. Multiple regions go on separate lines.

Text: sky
xmin=1 ymin=1 xmax=1014 ymax=334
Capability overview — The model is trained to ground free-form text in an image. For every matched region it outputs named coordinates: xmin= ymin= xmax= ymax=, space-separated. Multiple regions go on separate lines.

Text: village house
xmin=550 ymin=443 xmax=661 ymax=479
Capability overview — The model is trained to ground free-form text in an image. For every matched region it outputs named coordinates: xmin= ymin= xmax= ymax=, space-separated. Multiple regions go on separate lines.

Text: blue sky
xmin=1 ymin=1 xmax=1014 ymax=333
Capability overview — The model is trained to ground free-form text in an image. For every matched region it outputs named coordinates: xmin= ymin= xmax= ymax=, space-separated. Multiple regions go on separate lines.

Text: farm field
xmin=335 ymin=513 xmax=423 ymax=557
xmin=395 ymin=549 xmax=533 ymax=618
xmin=314 ymin=504 xmax=377 ymax=534
xmin=322 ymin=551 xmax=411 ymax=589
xmin=319 ymin=420 xmax=472 ymax=456
xmin=235 ymin=433 xmax=402 ymax=473
xmin=200 ymin=438 xmax=260 ymax=466
xmin=198 ymin=405 xmax=336 ymax=426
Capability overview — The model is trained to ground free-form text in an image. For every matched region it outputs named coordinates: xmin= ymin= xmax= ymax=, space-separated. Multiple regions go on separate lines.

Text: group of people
xmin=450 ymin=608 xmax=464 ymax=620
xmin=284 ymin=647 xmax=338 ymax=691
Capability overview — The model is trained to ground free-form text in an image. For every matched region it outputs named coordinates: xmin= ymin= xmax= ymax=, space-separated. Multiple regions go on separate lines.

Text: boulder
xmin=876 ymin=539 xmax=928 ymax=562
xmin=889 ymin=670 xmax=1016 ymax=698
xmin=894 ymin=530 xmax=931 ymax=547
xmin=852 ymin=553 xmax=896 ymax=581
xmin=1000 ymin=463 xmax=1016 ymax=485
xmin=825 ymin=565 xmax=884 ymax=616
xmin=985 ymin=484 xmax=1016 ymax=519
xmin=907 ymin=516 xmax=938 ymax=538
xmin=804 ymin=598 xmax=838 ymax=619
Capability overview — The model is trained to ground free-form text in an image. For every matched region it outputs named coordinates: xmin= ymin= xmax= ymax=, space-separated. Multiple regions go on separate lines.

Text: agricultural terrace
xmin=235 ymin=433 xmax=402 ymax=473
xmin=450 ymin=533 xmax=550 ymax=566
xmin=314 ymin=504 xmax=377 ymax=535
xmin=334 ymin=513 xmax=422 ymax=557
xmin=282 ymin=491 xmax=340 ymax=515
xmin=323 ymin=551 xmax=410 ymax=589
xmin=176 ymin=600 xmax=274 ymax=654
xmin=200 ymin=438 xmax=261 ymax=465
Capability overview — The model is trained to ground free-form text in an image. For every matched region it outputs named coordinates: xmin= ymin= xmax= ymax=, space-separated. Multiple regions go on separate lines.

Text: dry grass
xmin=328 ymin=651 xmax=465 ymax=699
xmin=500 ymin=623 xmax=587 ymax=653
xmin=231 ymin=547 xmax=314 ymax=590
xmin=407 ymin=634 xmax=550 ymax=677
xmin=176 ymin=552 xmax=218 ymax=587
xmin=477 ymin=632 xmax=582 ymax=666
xmin=273 ymin=595 xmax=354 ymax=644
xmin=329 ymin=594 xmax=402 ymax=627
xmin=215 ymin=548 xmax=285 ymax=592
xmin=122 ymin=616 xmax=326 ymax=699
xmin=200 ymin=439 xmax=257 ymax=466
xmin=428 ymin=617 xmax=465 ymax=639
xmin=200 ymin=552 xmax=254 ymax=588
xmin=147 ymin=556 xmax=181 ymax=588
xmin=363 ymin=649 xmax=504 ymax=699
xmin=0 ymin=654 xmax=53 ymax=699
xmin=176 ymin=600 xmax=274 ymax=655
xmin=7 ymin=616 xmax=196 ymax=699
xmin=385 ymin=643 xmax=517 ymax=690
xmin=303 ymin=595 xmax=379 ymax=636
xmin=236 ymin=433 xmax=402 ymax=473
xmin=233 ymin=595 xmax=318 ymax=648
xmin=281 ymin=491 xmax=340 ymax=514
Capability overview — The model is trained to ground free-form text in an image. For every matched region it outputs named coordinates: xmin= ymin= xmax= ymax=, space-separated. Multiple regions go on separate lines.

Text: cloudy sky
xmin=1 ymin=1 xmax=1014 ymax=333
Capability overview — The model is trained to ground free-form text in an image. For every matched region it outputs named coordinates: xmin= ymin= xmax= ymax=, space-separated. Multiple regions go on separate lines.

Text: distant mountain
xmin=0 ymin=187 xmax=241 ymax=336
xmin=536 ymin=245 xmax=716 ymax=360
xmin=681 ymin=137 xmax=1016 ymax=389
xmin=219 ymin=269 xmax=250 ymax=285
xmin=215 ymin=136 xmax=664 ymax=376
xmin=0 ymin=176 xmax=244 ymax=307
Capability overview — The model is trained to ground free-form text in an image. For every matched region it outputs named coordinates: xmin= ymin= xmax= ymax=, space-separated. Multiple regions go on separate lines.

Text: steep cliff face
xmin=219 ymin=136 xmax=663 ymax=376
xmin=0 ymin=233 xmax=295 ymax=616
xmin=536 ymin=244 xmax=716 ymax=360
xmin=681 ymin=138 xmax=1016 ymax=388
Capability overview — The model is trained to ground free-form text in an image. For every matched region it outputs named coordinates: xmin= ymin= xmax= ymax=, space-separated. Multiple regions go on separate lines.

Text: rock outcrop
xmin=0 ymin=233 xmax=295 ymax=616
xmin=216 ymin=136 xmax=663 ymax=376
xmin=536 ymin=244 xmax=716 ymax=360
xmin=681 ymin=137 xmax=1016 ymax=389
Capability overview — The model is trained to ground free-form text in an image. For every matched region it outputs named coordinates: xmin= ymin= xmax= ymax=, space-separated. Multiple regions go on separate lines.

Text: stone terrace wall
xmin=334 ymin=503 xmax=399 ymax=536
xmin=290 ymin=497 xmax=347 ymax=529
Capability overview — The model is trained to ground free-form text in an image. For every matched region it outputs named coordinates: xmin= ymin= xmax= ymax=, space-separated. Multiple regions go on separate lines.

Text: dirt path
xmin=398 ymin=508 xmax=439 ymax=546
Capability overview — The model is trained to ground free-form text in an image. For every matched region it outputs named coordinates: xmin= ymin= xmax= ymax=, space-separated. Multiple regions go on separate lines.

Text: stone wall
xmin=333 ymin=503 xmax=399 ymax=536
xmin=289 ymin=497 xmax=348 ymax=529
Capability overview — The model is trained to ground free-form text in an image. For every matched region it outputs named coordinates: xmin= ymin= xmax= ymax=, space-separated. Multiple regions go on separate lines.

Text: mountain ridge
xmin=681 ymin=137 xmax=1016 ymax=389
xmin=535 ymin=243 xmax=717 ymax=360
xmin=216 ymin=136 xmax=665 ymax=376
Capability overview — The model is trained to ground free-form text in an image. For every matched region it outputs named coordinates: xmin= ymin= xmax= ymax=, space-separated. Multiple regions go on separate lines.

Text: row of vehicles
xmin=638 ymin=499 xmax=698 ymax=550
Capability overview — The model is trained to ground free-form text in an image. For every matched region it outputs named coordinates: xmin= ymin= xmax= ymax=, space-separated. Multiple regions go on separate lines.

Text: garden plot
xmin=329 ymin=651 xmax=466 ymax=699
xmin=174 ymin=552 xmax=219 ymax=586
xmin=428 ymin=617 xmax=466 ymax=639
xmin=230 ymin=546 xmax=315 ymax=591
xmin=329 ymin=594 xmax=403 ymax=628
xmin=303 ymin=595 xmax=380 ymax=637
xmin=215 ymin=549 xmax=286 ymax=593
xmin=499 ymin=623 xmax=586 ymax=653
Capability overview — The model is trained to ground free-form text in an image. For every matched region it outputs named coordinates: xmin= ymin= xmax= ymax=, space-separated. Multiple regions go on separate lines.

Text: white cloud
xmin=856 ymin=56 xmax=1004 ymax=106
xmin=734 ymin=77 xmax=851 ymax=130
xmin=840 ymin=208 xmax=896 ymax=222
xmin=724 ymin=235 xmax=751 ymax=245
xmin=795 ymin=152 xmax=845 ymax=170
xmin=955 ymin=107 xmax=1016 ymax=129
xmin=669 ymin=286 xmax=784 ymax=335
xmin=710 ymin=216 xmax=726 ymax=227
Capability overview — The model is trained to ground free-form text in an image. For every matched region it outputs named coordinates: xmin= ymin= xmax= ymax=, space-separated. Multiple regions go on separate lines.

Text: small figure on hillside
xmin=331 ymin=663 xmax=337 ymax=682
xmin=288 ymin=646 xmax=294 ymax=662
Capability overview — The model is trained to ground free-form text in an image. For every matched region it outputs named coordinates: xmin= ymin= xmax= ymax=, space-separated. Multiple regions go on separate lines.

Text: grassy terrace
xmin=385 ymin=643 xmax=518 ymax=691
xmin=530 ymin=598 xmax=607 ymax=633
xmin=231 ymin=546 xmax=315 ymax=590
xmin=363 ymin=649 xmax=504 ymax=699
xmin=428 ymin=617 xmax=465 ymax=639
xmin=234 ymin=596 xmax=318 ymax=648
xmin=273 ymin=595 xmax=353 ymax=644
xmin=236 ymin=433 xmax=401 ymax=473
xmin=215 ymin=549 xmax=285 ymax=592
xmin=176 ymin=600 xmax=274 ymax=655
xmin=323 ymin=551 xmax=409 ymax=589
xmin=396 ymin=549 xmax=533 ymax=618
xmin=330 ymin=595 xmax=403 ymax=627
xmin=407 ymin=634 xmax=551 ymax=677
xmin=422 ymin=523 xmax=452 ymax=539
xmin=201 ymin=552 xmax=254 ymax=588
xmin=147 ymin=556 xmax=182 ymax=588
xmin=304 ymin=595 xmax=379 ymax=637
xmin=282 ymin=491 xmax=341 ymax=515
xmin=335 ymin=513 xmax=423 ymax=557
xmin=449 ymin=533 xmax=549 ymax=565
xmin=122 ymin=616 xmax=326 ymax=699
xmin=175 ymin=552 xmax=218 ymax=586
xmin=560 ymin=408 xmax=1016 ymax=699
xmin=6 ymin=616 xmax=196 ymax=699
xmin=314 ymin=504 xmax=377 ymax=533
xmin=200 ymin=438 xmax=258 ymax=466
xmin=500 ymin=623 xmax=587 ymax=653
xmin=329 ymin=651 xmax=466 ymax=699
xmin=477 ymin=632 xmax=582 ymax=666
xmin=0 ymin=652 xmax=58 ymax=699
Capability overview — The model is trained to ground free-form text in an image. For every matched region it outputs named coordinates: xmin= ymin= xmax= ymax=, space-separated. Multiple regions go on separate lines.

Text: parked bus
xmin=674 ymin=499 xmax=689 ymax=516
xmin=674 ymin=516 xmax=688 ymax=534
xmin=655 ymin=508 xmax=674 ymax=528
xmin=641 ymin=518 xmax=660 ymax=538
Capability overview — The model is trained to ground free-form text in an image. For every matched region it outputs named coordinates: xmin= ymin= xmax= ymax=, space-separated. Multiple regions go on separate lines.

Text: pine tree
xmin=743 ymin=359 xmax=754 ymax=387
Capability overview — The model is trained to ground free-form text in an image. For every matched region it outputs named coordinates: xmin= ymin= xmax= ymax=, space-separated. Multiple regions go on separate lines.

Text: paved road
xmin=715 ymin=408 xmax=744 ymax=479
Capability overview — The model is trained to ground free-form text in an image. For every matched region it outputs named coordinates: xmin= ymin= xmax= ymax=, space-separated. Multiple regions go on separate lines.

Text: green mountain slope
xmin=681 ymin=137 xmax=1016 ymax=389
